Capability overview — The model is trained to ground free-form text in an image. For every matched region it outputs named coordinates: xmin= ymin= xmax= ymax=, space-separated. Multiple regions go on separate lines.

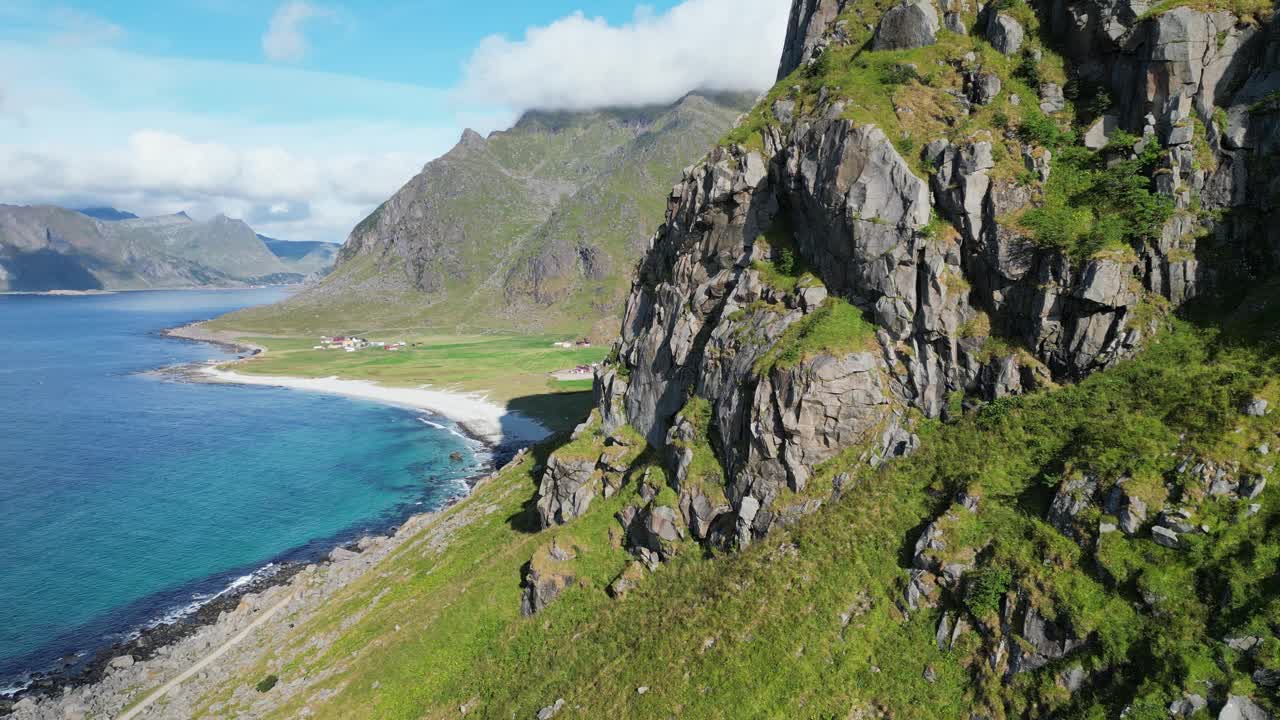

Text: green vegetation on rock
xmin=1019 ymin=141 xmax=1175 ymax=259
xmin=755 ymin=298 xmax=877 ymax=375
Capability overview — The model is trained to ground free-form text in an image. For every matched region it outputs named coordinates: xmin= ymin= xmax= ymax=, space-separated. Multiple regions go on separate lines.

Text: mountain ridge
xmin=212 ymin=91 xmax=757 ymax=337
xmin=0 ymin=206 xmax=335 ymax=291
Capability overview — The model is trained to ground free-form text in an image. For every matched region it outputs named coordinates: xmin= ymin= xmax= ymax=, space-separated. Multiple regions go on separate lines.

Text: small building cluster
xmin=314 ymin=336 xmax=408 ymax=353
xmin=552 ymin=338 xmax=593 ymax=349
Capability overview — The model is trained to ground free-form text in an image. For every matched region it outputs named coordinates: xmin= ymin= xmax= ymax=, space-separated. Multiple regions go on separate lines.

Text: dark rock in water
xmin=449 ymin=451 xmax=464 ymax=462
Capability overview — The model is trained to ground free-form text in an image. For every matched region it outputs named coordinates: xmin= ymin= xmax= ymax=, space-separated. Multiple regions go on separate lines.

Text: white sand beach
xmin=200 ymin=367 xmax=549 ymax=446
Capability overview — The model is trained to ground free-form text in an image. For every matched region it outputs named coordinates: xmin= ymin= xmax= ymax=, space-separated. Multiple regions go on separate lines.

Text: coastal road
xmin=116 ymin=591 xmax=296 ymax=720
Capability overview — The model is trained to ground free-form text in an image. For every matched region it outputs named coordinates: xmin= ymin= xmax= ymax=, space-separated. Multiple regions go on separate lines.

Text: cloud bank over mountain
xmin=461 ymin=0 xmax=788 ymax=112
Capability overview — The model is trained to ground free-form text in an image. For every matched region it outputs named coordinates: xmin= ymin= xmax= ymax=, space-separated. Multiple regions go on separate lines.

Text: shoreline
xmin=165 ymin=321 xmax=552 ymax=448
xmin=0 ymin=283 xmax=307 ymax=298
xmin=0 ymin=321 xmax=544 ymax=714
xmin=1 ymin=447 xmax=530 ymax=719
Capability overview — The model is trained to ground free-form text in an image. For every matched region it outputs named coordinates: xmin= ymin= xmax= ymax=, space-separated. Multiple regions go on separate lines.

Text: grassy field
xmin=222 ymin=333 xmax=607 ymax=433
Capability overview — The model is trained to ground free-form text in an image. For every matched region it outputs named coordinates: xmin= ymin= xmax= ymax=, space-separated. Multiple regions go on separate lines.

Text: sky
xmin=0 ymin=0 xmax=790 ymax=243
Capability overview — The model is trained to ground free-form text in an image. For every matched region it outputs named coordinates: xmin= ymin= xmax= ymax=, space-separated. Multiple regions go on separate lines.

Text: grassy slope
xmin=224 ymin=333 xmax=607 ymax=433
xmin=190 ymin=285 xmax=1280 ymax=718
xmin=501 ymin=94 xmax=753 ymax=331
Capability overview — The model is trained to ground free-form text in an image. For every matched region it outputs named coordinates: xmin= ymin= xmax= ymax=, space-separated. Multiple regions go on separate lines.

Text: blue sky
xmin=0 ymin=0 xmax=788 ymax=242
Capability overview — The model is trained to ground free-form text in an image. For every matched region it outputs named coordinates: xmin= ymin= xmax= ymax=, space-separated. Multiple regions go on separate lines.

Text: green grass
xmin=754 ymin=298 xmax=878 ymax=375
xmin=1017 ymin=141 xmax=1175 ymax=259
xmin=671 ymin=397 xmax=729 ymax=503
xmin=183 ymin=305 xmax=1280 ymax=718
xmin=225 ymin=333 xmax=607 ymax=432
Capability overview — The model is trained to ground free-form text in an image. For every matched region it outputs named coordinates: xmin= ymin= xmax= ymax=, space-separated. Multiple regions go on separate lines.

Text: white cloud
xmin=0 ymin=43 xmax=464 ymax=242
xmin=0 ymin=130 xmax=436 ymax=242
xmin=0 ymin=0 xmax=794 ymax=243
xmin=262 ymin=1 xmax=328 ymax=62
xmin=459 ymin=0 xmax=789 ymax=112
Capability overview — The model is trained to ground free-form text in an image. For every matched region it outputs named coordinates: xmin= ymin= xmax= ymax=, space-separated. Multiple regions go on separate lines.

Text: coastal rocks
xmin=108 ymin=655 xmax=134 ymax=671
xmin=520 ymin=540 xmax=578 ymax=617
xmin=3 ymin=487 xmax=492 ymax=720
xmin=872 ymin=0 xmax=940 ymax=51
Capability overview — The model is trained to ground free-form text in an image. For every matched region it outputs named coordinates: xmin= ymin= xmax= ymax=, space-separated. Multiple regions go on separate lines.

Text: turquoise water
xmin=0 ymin=289 xmax=483 ymax=690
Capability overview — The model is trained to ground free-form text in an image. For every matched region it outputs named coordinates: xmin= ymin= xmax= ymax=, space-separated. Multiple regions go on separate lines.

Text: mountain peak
xmin=75 ymin=207 xmax=139 ymax=222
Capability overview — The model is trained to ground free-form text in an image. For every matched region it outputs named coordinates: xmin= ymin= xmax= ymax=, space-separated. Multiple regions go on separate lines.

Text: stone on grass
xmin=986 ymin=13 xmax=1024 ymax=55
xmin=1152 ymin=525 xmax=1181 ymax=548
xmin=872 ymin=0 xmax=941 ymax=51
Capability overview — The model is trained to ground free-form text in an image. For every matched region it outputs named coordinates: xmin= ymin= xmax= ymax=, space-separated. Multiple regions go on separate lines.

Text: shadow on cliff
xmin=500 ymin=427 xmax=569 ymax=535
xmin=506 ymin=390 xmax=594 ymax=437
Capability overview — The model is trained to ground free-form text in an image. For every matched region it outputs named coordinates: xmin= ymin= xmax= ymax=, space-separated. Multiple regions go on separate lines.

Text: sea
xmin=0 ymin=288 xmax=485 ymax=693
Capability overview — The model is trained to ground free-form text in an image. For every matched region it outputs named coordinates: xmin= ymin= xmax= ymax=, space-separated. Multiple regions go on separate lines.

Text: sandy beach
xmin=164 ymin=321 xmax=551 ymax=446
xmin=199 ymin=367 xmax=550 ymax=446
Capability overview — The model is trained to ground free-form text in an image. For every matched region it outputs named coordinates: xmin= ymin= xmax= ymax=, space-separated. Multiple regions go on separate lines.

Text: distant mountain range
xmin=0 ymin=206 xmax=339 ymax=292
xmin=257 ymin=235 xmax=340 ymax=277
xmin=216 ymin=91 xmax=756 ymax=337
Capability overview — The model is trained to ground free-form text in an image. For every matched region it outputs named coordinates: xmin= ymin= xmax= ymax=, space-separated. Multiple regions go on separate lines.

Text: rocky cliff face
xmin=534 ymin=0 xmax=1279 ymax=554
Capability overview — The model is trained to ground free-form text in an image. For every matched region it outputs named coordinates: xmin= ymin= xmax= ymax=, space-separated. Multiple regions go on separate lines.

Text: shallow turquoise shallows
xmin=0 ymin=289 xmax=482 ymax=690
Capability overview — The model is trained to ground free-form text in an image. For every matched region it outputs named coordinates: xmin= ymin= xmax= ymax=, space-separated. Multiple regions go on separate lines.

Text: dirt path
xmin=115 ymin=591 xmax=296 ymax=720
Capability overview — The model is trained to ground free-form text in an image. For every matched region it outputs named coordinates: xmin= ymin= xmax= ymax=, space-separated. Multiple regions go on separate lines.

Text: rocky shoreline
xmin=0 ymin=447 xmax=518 ymax=720
xmin=161 ymin=322 xmax=267 ymax=357
xmin=0 ymin=562 xmax=305 ymax=708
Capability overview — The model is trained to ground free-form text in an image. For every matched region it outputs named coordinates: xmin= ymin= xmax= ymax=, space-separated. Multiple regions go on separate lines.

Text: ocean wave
xmin=147 ymin=564 xmax=282 ymax=631
xmin=0 ymin=678 xmax=31 ymax=698
xmin=415 ymin=415 xmax=485 ymax=448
